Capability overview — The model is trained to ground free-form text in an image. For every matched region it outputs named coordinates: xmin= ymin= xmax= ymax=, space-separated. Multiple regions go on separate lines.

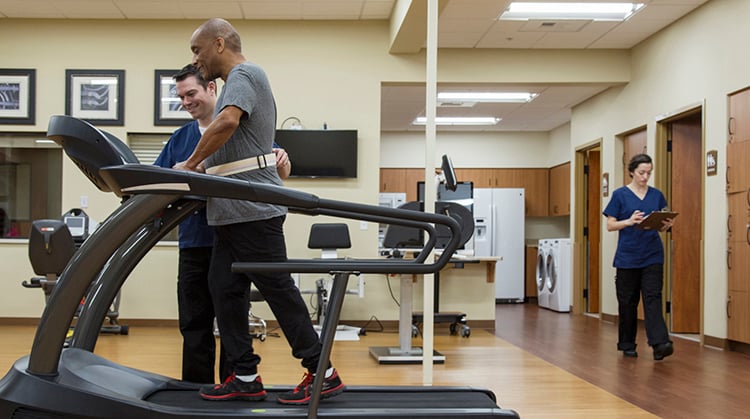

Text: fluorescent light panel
xmin=438 ymin=92 xmax=537 ymax=103
xmin=500 ymin=2 xmax=644 ymax=21
xmin=413 ymin=117 xmax=501 ymax=126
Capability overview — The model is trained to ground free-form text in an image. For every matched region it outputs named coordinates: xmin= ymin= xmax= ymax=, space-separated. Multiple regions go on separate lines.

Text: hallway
xmin=494 ymin=303 xmax=750 ymax=418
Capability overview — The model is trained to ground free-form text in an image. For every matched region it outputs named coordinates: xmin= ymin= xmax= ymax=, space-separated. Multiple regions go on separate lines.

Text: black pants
xmin=178 ymin=247 xmax=228 ymax=383
xmin=210 ymin=216 xmax=322 ymax=376
xmin=615 ymin=264 xmax=670 ymax=350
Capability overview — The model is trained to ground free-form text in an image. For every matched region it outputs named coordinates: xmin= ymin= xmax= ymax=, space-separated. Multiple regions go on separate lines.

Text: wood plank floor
xmin=1 ymin=318 xmax=650 ymax=418
xmin=494 ymin=303 xmax=750 ymax=418
xmin=5 ymin=303 xmax=747 ymax=418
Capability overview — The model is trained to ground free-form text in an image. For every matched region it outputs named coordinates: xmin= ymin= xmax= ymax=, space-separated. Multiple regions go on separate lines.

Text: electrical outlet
xmin=360 ymin=221 xmax=368 ymax=230
xmin=80 ymin=195 xmax=88 ymax=208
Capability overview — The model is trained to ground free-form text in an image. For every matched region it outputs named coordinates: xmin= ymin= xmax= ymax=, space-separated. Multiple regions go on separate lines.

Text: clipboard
xmin=637 ymin=211 xmax=678 ymax=230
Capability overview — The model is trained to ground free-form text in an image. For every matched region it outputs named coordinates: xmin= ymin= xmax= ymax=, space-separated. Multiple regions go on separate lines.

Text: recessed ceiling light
xmin=413 ymin=117 xmax=501 ymax=126
xmin=437 ymin=92 xmax=537 ymax=103
xmin=500 ymin=2 xmax=644 ymax=21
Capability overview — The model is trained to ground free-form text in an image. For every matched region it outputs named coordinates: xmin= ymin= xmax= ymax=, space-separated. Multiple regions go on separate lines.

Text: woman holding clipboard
xmin=603 ymin=153 xmax=676 ymax=361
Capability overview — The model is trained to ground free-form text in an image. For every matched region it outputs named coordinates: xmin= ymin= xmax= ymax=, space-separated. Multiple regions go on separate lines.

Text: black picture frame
xmin=65 ymin=69 xmax=124 ymax=126
xmin=154 ymin=69 xmax=191 ymax=126
xmin=0 ymin=69 xmax=36 ymax=125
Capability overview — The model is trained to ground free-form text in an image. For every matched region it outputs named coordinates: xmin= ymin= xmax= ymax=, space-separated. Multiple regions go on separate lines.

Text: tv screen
xmin=274 ymin=129 xmax=357 ymax=178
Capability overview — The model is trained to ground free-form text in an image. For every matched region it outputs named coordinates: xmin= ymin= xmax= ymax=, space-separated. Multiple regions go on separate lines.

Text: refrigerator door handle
xmin=490 ymin=203 xmax=497 ymax=256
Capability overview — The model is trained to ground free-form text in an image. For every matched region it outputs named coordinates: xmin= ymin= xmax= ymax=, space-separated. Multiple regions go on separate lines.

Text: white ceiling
xmin=0 ymin=0 xmax=710 ymax=132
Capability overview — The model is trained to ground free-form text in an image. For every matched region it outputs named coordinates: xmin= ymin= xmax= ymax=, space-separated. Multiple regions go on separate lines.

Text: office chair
xmin=307 ymin=223 xmax=364 ymax=340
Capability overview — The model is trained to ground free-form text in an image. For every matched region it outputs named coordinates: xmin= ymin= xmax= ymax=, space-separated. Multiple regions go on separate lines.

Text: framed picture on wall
xmin=154 ymin=69 xmax=191 ymax=126
xmin=65 ymin=69 xmax=124 ymax=126
xmin=0 ymin=69 xmax=36 ymax=125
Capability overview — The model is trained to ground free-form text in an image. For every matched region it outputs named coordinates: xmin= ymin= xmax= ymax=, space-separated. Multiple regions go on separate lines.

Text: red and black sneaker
xmin=199 ymin=373 xmax=267 ymax=401
xmin=276 ymin=369 xmax=345 ymax=405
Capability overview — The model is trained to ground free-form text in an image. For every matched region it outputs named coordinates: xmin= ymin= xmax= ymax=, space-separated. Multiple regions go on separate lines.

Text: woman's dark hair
xmin=628 ymin=153 xmax=652 ymax=177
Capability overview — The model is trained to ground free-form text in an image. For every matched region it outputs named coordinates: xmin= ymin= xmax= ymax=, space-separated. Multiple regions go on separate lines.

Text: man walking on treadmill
xmin=155 ymin=64 xmax=290 ymax=385
xmin=174 ymin=18 xmax=345 ymax=404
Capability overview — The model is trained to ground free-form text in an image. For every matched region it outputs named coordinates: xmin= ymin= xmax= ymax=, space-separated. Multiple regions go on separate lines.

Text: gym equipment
xmin=0 ymin=115 xmax=518 ymax=419
xmin=22 ymin=209 xmax=128 ymax=338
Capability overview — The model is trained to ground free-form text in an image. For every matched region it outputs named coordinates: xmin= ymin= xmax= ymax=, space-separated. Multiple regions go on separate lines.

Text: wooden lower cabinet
xmin=728 ymin=290 xmax=750 ymax=343
xmin=525 ymin=245 xmax=538 ymax=298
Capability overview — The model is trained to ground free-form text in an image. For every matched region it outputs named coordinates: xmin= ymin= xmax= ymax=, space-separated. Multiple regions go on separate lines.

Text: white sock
xmin=236 ymin=373 xmax=258 ymax=382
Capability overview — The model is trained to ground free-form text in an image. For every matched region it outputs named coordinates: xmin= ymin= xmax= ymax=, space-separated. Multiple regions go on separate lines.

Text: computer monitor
xmin=441 ymin=154 xmax=457 ymax=191
xmin=417 ymin=181 xmax=473 ymax=203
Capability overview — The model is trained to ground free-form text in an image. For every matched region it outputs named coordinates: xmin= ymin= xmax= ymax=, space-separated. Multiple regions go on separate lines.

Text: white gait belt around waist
xmin=205 ymin=152 xmax=276 ymax=177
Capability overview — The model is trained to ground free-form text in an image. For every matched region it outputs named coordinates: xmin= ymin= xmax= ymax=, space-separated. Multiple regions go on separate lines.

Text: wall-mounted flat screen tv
xmin=274 ymin=129 xmax=358 ymax=178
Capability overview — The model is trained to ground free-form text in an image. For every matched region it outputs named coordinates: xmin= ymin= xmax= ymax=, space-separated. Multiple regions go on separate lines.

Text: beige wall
xmin=0 ymin=17 xmax=633 ymax=323
xmin=571 ymin=0 xmax=743 ymax=339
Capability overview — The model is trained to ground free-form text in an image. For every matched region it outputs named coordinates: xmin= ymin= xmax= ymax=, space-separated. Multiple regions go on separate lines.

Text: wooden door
xmin=669 ymin=112 xmax=702 ymax=333
xmin=622 ymin=128 xmax=647 ymax=320
xmin=622 ymin=130 xmax=647 ymax=185
xmin=586 ymin=150 xmax=601 ymax=313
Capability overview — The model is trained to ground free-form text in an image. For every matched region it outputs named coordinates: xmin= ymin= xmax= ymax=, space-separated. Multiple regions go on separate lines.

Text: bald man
xmin=175 ymin=18 xmax=344 ymax=405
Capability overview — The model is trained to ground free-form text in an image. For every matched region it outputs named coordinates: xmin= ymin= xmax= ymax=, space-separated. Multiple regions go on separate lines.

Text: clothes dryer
xmin=546 ymin=238 xmax=571 ymax=312
xmin=536 ymin=239 xmax=551 ymax=309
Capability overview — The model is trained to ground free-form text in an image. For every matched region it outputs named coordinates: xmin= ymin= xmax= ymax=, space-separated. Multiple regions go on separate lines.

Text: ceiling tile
xmin=240 ymin=1 xmax=303 ymax=19
xmin=361 ymin=0 xmax=394 ymax=19
xmin=302 ymin=1 xmax=365 ymax=19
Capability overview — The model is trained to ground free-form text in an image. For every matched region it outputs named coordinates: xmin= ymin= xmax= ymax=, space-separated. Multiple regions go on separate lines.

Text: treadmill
xmin=0 ymin=115 xmax=519 ymax=419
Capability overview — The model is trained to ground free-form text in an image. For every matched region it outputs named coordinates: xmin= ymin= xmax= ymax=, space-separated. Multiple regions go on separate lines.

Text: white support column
xmin=422 ymin=0 xmax=438 ymax=386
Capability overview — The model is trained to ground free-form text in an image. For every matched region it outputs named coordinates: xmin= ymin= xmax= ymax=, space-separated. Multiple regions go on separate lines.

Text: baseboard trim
xmin=703 ymin=334 xmax=727 ymax=350
xmin=600 ymin=313 xmax=617 ymax=324
xmin=0 ymin=318 xmax=495 ymax=333
xmin=728 ymin=339 xmax=750 ymax=355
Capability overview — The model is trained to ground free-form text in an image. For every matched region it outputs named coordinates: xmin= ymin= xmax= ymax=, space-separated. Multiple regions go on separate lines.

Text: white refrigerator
xmin=473 ymin=188 xmax=525 ymax=302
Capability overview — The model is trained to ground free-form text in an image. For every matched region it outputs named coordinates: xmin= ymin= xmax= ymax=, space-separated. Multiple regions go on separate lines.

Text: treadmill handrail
xmin=99 ymin=164 xmax=463 ymax=272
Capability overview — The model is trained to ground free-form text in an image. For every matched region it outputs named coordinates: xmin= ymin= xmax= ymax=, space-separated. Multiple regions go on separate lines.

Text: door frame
xmin=655 ymin=101 xmax=705 ymax=339
xmin=574 ymin=139 xmax=602 ymax=315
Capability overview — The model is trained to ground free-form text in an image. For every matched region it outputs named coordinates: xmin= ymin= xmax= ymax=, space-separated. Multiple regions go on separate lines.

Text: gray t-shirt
xmin=205 ymin=62 xmax=287 ymax=225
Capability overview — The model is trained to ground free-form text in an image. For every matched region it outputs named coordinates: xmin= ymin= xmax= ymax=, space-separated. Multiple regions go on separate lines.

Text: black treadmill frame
xmin=0 ymin=115 xmax=519 ymax=419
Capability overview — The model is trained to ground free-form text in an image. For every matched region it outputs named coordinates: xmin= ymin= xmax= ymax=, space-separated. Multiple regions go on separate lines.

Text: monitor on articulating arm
xmin=441 ymin=154 xmax=457 ymax=192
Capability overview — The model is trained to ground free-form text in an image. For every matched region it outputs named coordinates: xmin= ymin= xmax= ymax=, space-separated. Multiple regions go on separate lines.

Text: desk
xmin=369 ymin=255 xmax=501 ymax=364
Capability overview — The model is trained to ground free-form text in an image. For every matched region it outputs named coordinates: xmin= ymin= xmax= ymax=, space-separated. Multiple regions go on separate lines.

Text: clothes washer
xmin=546 ymin=238 xmax=571 ymax=313
xmin=536 ymin=239 xmax=551 ymax=309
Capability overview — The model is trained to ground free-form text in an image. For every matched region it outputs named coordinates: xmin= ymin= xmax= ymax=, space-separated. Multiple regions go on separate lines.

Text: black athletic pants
xmin=210 ymin=216 xmax=323 ymax=376
xmin=178 ymin=246 xmax=228 ymax=383
xmin=615 ymin=264 xmax=670 ymax=350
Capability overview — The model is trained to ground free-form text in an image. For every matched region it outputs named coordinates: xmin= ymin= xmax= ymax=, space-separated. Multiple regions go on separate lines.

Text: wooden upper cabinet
xmin=549 ymin=162 xmax=571 ymax=216
xmin=380 ymin=166 xmax=551 ymax=216
xmin=512 ymin=168 xmax=549 ymax=217
xmin=379 ymin=168 xmax=425 ymax=202
xmin=455 ymin=168 xmax=494 ymax=188
xmin=729 ymin=88 xmax=750 ymax=143
xmin=380 ymin=168 xmax=406 ymax=193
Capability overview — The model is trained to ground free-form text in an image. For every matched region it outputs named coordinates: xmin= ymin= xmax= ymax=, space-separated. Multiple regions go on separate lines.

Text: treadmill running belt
xmin=145 ymin=386 xmax=514 ymax=418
